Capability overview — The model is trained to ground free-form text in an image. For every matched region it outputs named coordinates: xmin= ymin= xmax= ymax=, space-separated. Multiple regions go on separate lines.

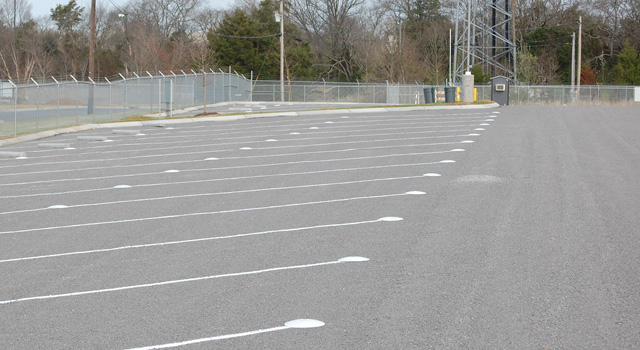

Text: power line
xmin=211 ymin=32 xmax=281 ymax=40
xmin=105 ymin=0 xmax=126 ymax=14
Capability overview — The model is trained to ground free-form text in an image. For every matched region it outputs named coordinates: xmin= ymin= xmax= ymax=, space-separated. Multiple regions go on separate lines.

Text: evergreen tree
xmin=405 ymin=0 xmax=445 ymax=39
xmin=50 ymin=0 xmax=86 ymax=77
xmin=208 ymin=1 xmax=315 ymax=80
xmin=612 ymin=43 xmax=640 ymax=85
xmin=208 ymin=10 xmax=269 ymax=75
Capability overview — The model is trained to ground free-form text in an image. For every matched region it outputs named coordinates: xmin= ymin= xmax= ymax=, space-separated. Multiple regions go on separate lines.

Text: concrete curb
xmin=0 ymin=102 xmax=499 ymax=147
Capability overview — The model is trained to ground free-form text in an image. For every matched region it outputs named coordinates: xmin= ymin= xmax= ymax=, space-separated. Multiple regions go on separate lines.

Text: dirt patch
xmin=194 ymin=112 xmax=220 ymax=117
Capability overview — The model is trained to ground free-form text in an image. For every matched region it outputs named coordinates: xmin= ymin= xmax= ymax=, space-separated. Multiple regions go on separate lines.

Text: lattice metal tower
xmin=451 ymin=0 xmax=517 ymax=84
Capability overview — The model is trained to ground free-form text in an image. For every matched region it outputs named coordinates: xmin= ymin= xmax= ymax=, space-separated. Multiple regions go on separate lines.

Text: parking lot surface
xmin=1 ymin=105 xmax=638 ymax=349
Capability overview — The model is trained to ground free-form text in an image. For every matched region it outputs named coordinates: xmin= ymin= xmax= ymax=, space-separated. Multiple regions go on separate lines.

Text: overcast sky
xmin=31 ymin=0 xmax=234 ymax=20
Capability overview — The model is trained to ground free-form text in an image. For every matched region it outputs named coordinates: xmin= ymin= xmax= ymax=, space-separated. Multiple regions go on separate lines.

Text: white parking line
xmin=0 ymin=174 xmax=436 ymax=215
xmin=2 ymin=112 xmax=492 ymax=154
xmin=2 ymin=116 xmax=488 ymax=158
xmin=0 ymin=157 xmax=456 ymax=198
xmin=0 ymin=257 xmax=368 ymax=305
xmin=125 ymin=319 xmax=325 ymax=350
xmin=0 ymin=147 xmax=462 ymax=187
xmin=233 ymin=134 xmax=474 ymax=151
xmin=125 ymin=325 xmax=290 ymax=350
xmin=0 ymin=191 xmax=424 ymax=235
xmin=13 ymin=137 xmax=463 ymax=177
xmin=0 ymin=218 xmax=398 ymax=264
xmin=0 ymin=126 xmax=479 ymax=169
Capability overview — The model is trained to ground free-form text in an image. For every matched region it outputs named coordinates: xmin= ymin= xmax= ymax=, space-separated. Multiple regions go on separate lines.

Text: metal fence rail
xmin=0 ymin=72 xmax=637 ymax=139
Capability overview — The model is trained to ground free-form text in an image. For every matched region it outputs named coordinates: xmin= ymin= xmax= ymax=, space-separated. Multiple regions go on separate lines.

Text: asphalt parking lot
xmin=0 ymin=105 xmax=638 ymax=349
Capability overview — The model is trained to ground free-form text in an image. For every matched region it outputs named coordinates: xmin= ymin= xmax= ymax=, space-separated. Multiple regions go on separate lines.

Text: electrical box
xmin=491 ymin=76 xmax=510 ymax=106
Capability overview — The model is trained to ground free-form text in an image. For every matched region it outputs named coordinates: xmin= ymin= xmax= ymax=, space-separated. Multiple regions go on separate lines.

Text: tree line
xmin=1 ymin=0 xmax=639 ymax=85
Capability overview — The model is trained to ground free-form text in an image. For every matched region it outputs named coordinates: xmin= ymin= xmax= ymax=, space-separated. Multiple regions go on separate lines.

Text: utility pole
xmin=119 ymin=13 xmax=131 ymax=75
xmin=512 ymin=0 xmax=516 ymax=82
xmin=571 ymin=32 xmax=575 ymax=101
xmin=280 ymin=0 xmax=285 ymax=102
xmin=448 ymin=28 xmax=452 ymax=85
xmin=466 ymin=0 xmax=471 ymax=72
xmin=88 ymin=0 xmax=96 ymax=114
xmin=577 ymin=16 xmax=582 ymax=101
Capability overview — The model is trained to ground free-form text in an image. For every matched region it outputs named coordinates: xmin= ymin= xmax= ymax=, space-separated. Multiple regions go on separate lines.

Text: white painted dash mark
xmin=338 ymin=256 xmax=369 ymax=262
xmin=284 ymin=319 xmax=325 ymax=328
xmin=379 ymin=217 xmax=403 ymax=222
xmin=163 ymin=170 xmax=180 ymax=173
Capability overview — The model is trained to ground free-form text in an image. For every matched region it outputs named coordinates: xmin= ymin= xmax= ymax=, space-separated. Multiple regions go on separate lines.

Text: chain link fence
xmin=1 ymin=73 xmax=637 ymax=139
xmin=253 ymin=81 xmax=637 ymax=106
xmin=0 ymin=71 xmax=252 ymax=139
xmin=507 ymin=85 xmax=637 ymax=105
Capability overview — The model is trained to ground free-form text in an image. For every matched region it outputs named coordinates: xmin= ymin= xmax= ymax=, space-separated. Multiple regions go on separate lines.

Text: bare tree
xmin=192 ymin=7 xmax=223 ymax=33
xmin=289 ymin=0 xmax=366 ymax=80
xmin=588 ymin=0 xmax=632 ymax=56
xmin=0 ymin=0 xmax=39 ymax=84
xmin=188 ymin=33 xmax=215 ymax=113
xmin=129 ymin=0 xmax=203 ymax=38
xmin=351 ymin=4 xmax=387 ymax=81
xmin=0 ymin=0 xmax=32 ymax=28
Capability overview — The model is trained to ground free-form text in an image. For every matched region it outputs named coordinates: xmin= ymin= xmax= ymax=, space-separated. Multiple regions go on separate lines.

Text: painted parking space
xmin=0 ymin=107 xmax=499 ymax=348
